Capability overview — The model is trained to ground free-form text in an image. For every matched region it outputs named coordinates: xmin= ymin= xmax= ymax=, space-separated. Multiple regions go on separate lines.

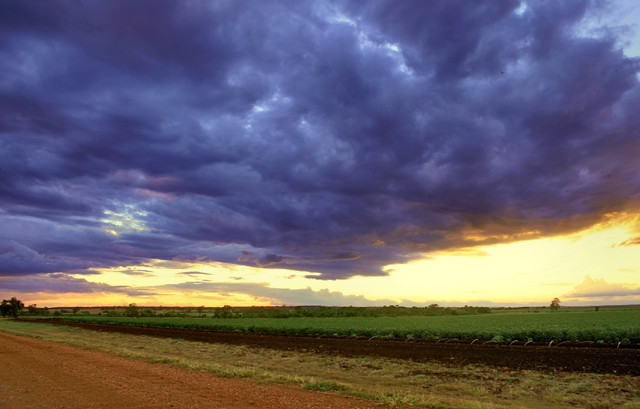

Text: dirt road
xmin=0 ymin=332 xmax=379 ymax=409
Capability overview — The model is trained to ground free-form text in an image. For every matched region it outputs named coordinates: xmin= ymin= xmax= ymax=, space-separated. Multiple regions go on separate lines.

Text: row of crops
xmin=60 ymin=310 xmax=640 ymax=343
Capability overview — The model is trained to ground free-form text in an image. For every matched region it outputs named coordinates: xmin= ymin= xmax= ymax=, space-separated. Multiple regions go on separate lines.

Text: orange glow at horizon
xmin=2 ymin=211 xmax=639 ymax=308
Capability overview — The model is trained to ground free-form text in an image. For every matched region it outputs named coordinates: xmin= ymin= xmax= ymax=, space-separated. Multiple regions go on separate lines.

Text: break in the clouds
xmin=1 ymin=0 xmax=639 ymax=281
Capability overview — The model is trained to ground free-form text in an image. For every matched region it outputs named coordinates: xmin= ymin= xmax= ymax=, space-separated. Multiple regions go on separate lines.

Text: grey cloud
xmin=324 ymin=252 xmax=362 ymax=261
xmin=157 ymin=281 xmax=399 ymax=306
xmin=176 ymin=271 xmax=212 ymax=278
xmin=0 ymin=241 xmax=97 ymax=276
xmin=237 ymin=251 xmax=254 ymax=262
xmin=118 ymin=269 xmax=157 ymax=277
xmin=0 ymin=273 xmax=157 ymax=296
xmin=255 ymin=254 xmax=296 ymax=267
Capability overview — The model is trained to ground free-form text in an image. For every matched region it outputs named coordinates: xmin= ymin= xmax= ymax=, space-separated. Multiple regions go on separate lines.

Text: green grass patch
xmin=59 ymin=309 xmax=640 ymax=343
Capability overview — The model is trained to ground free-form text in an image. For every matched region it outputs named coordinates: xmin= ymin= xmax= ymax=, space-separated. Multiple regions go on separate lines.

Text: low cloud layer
xmin=157 ymin=281 xmax=398 ymax=307
xmin=0 ymin=274 xmax=156 ymax=297
xmin=564 ymin=276 xmax=640 ymax=299
xmin=1 ymin=1 xmax=639 ymax=283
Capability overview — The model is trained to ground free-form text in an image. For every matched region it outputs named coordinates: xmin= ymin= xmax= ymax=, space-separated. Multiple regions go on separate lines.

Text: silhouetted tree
xmin=0 ymin=300 xmax=9 ymax=318
xmin=1 ymin=297 xmax=24 ymax=318
xmin=550 ymin=298 xmax=561 ymax=312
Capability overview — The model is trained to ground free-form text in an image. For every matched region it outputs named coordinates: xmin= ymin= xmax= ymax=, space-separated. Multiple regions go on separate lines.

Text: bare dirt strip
xmin=33 ymin=319 xmax=640 ymax=376
xmin=0 ymin=331 xmax=381 ymax=409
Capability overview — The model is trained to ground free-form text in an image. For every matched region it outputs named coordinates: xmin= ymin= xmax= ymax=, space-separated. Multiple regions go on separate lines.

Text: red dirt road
xmin=0 ymin=332 xmax=379 ymax=409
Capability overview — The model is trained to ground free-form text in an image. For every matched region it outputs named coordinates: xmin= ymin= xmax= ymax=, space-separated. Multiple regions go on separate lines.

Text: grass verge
xmin=1 ymin=319 xmax=639 ymax=409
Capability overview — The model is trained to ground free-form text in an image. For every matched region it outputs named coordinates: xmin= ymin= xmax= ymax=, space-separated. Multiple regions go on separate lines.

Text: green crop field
xmin=61 ymin=309 xmax=640 ymax=343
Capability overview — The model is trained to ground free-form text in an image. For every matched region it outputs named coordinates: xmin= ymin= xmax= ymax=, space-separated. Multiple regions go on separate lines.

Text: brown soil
xmin=0 ymin=331 xmax=380 ymax=409
xmin=33 ymin=319 xmax=640 ymax=376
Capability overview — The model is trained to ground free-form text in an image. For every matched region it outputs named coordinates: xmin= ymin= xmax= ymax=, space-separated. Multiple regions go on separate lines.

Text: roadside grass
xmin=1 ymin=319 xmax=639 ymax=409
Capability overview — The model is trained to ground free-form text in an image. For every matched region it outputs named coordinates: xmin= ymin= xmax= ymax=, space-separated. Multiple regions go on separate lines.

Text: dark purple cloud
xmin=0 ymin=241 xmax=97 ymax=276
xmin=1 ymin=0 xmax=639 ymax=283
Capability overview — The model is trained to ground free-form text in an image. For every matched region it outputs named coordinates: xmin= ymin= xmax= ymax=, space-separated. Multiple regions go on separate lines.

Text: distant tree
xmin=550 ymin=298 xmax=561 ymax=312
xmin=1 ymin=297 xmax=24 ymax=318
xmin=27 ymin=304 xmax=38 ymax=315
xmin=139 ymin=309 xmax=154 ymax=317
xmin=213 ymin=305 xmax=233 ymax=318
xmin=72 ymin=307 xmax=81 ymax=315
xmin=196 ymin=305 xmax=205 ymax=317
xmin=124 ymin=303 xmax=139 ymax=317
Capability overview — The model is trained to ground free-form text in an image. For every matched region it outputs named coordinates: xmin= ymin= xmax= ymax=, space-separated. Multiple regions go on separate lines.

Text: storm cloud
xmin=1 ymin=0 xmax=639 ymax=282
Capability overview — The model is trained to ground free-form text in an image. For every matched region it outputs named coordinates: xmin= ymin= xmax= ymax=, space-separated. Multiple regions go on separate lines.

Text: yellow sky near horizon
xmin=5 ymin=211 xmax=638 ymax=308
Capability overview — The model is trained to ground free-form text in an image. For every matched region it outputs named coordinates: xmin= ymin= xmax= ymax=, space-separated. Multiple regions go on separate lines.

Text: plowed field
xmin=34 ymin=319 xmax=640 ymax=375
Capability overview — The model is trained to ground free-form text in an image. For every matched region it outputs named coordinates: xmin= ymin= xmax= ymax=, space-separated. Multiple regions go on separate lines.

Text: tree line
xmin=207 ymin=304 xmax=492 ymax=319
xmin=1 ymin=298 xmax=492 ymax=319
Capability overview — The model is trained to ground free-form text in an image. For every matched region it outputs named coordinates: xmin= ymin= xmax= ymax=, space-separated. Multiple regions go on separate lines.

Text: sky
xmin=1 ymin=0 xmax=639 ymax=308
